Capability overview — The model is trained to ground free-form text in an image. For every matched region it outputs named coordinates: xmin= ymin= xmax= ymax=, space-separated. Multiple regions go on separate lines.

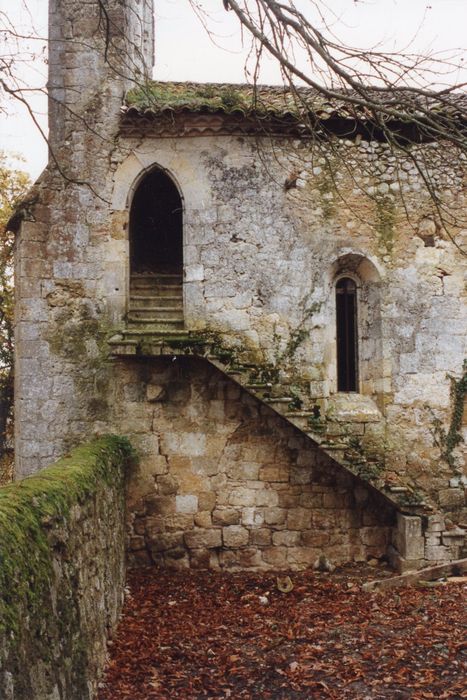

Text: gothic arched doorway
xmin=128 ymin=168 xmax=184 ymax=331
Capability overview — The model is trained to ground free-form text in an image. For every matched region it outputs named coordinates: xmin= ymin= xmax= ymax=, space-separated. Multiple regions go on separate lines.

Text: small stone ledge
xmin=326 ymin=393 xmax=382 ymax=423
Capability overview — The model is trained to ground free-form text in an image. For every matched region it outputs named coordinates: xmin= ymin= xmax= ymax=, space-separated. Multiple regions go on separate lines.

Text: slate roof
xmin=123 ymin=81 xmax=467 ymax=123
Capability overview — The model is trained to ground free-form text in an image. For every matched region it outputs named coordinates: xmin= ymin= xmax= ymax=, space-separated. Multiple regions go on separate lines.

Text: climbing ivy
xmin=427 ymin=359 xmax=467 ymax=468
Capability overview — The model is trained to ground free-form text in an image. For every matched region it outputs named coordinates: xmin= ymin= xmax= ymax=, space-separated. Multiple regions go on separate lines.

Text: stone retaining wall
xmin=119 ymin=358 xmax=397 ymax=570
xmin=0 ymin=436 xmax=132 ymax=700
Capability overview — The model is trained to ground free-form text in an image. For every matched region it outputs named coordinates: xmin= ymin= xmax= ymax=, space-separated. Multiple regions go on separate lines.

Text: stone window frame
xmin=329 ymin=253 xmax=384 ymax=402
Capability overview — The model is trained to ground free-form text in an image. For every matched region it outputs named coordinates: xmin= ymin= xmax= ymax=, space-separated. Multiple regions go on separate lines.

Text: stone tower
xmin=14 ymin=0 xmax=154 ymax=476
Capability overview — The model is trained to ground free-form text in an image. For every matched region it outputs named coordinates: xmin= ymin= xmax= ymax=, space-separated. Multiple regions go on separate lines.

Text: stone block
xmin=165 ymin=514 xmax=194 ymax=531
xmin=262 ymin=546 xmax=288 ymax=567
xmin=290 ymin=467 xmax=312 ymax=485
xmin=226 ymin=461 xmax=260 ymax=480
xmin=241 ymin=508 xmax=264 ymax=526
xmin=259 ymin=465 xmax=289 ymax=482
xmin=272 ymin=531 xmax=300 ymax=546
xmin=223 ymin=525 xmax=249 ymax=548
xmin=194 ymin=512 xmax=212 ymax=528
xmin=255 ymin=489 xmax=279 ymax=507
xmin=144 ymin=516 xmax=164 ymax=537
xmin=287 ymin=508 xmax=312 ymax=530
xmin=425 ymin=544 xmax=451 ymax=562
xmin=441 ymin=528 xmax=466 ymax=543
xmin=145 ymin=495 xmax=175 ymax=517
xmin=264 ymin=507 xmax=286 ymax=525
xmin=229 ymin=487 xmax=256 ymax=507
xmin=287 ymin=547 xmax=317 ymax=567
xmin=161 ymin=432 xmax=206 ymax=457
xmin=426 ymin=513 xmax=445 ymax=532
xmin=278 ymin=492 xmax=300 ymax=508
xmin=176 ymin=495 xmax=198 ymax=514
xmin=301 ymin=531 xmax=330 ymax=547
xmin=198 ymin=491 xmax=217 ymax=512
xmin=250 ymin=528 xmax=272 ymax=546
xmin=149 ymin=533 xmax=184 ymax=553
xmin=299 ymin=492 xmax=323 ymax=508
xmin=185 ymin=528 xmax=222 ymax=549
xmin=237 ymin=547 xmax=263 ymax=568
xmin=190 ymin=548 xmax=211 ymax=569
xmin=360 ymin=527 xmax=389 ymax=547
xmin=157 ymin=475 xmax=179 ymax=496
xmin=395 ymin=514 xmax=424 ymax=559
xmin=212 ymin=508 xmax=241 ymax=526
xmin=138 ymin=455 xmax=169 ymax=476
xmin=185 ymin=264 xmax=205 ymax=282
xmin=424 ymin=533 xmax=441 ymax=547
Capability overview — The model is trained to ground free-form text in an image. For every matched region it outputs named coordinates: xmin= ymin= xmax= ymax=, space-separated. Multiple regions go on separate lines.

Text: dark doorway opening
xmin=336 ymin=277 xmax=358 ymax=392
xmin=130 ymin=169 xmax=183 ymax=274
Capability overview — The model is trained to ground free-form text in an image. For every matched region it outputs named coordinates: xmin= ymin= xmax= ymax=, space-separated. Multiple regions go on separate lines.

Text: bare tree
xmin=185 ymin=0 xmax=467 ymax=248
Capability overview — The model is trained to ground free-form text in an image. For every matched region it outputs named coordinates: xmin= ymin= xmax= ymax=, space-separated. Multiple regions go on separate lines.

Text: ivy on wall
xmin=428 ymin=359 xmax=467 ymax=468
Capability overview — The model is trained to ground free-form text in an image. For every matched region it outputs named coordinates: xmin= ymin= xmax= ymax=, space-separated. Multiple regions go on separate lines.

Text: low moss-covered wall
xmin=0 ymin=436 xmax=133 ymax=700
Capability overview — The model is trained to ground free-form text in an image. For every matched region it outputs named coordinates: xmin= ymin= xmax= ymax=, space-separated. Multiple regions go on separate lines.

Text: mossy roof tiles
xmin=123 ymin=80 xmax=466 ymax=122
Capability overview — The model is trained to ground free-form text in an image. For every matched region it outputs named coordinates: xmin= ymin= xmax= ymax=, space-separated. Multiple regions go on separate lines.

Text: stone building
xmin=13 ymin=0 xmax=467 ymax=572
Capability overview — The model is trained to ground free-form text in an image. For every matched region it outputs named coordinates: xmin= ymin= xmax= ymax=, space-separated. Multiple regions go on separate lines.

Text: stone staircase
xmin=127 ymin=273 xmax=184 ymax=333
xmin=108 ymin=327 xmax=427 ymax=513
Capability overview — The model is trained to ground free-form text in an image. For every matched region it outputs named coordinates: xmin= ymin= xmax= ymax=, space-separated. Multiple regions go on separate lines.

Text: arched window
xmin=336 ymin=277 xmax=358 ymax=392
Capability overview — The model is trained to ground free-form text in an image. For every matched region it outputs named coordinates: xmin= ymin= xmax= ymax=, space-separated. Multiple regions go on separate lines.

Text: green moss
xmin=126 ymin=82 xmax=251 ymax=115
xmin=0 ymin=436 xmax=134 ymax=637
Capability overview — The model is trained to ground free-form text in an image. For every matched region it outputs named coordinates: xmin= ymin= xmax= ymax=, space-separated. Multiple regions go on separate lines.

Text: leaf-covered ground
xmin=98 ymin=566 xmax=466 ymax=699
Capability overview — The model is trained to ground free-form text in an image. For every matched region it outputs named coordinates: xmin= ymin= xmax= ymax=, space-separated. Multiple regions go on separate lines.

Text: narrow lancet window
xmin=336 ymin=277 xmax=358 ymax=392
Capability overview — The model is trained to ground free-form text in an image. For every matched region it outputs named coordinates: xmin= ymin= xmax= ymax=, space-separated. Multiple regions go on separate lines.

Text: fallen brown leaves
xmin=98 ymin=566 xmax=467 ymax=699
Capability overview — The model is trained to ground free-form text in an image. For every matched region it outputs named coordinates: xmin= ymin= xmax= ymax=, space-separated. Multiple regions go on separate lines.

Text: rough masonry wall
xmin=111 ymin=134 xmax=467 ymax=517
xmin=0 ymin=437 xmax=130 ymax=700
xmin=14 ymin=0 xmax=154 ymax=476
xmin=16 ymin=128 xmax=466 ymax=519
xmin=115 ymin=357 xmax=396 ymax=570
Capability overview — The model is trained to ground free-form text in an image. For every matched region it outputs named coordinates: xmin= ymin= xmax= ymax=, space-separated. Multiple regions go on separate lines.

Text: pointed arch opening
xmin=129 ymin=167 xmax=183 ymax=275
xmin=128 ymin=168 xmax=184 ymax=332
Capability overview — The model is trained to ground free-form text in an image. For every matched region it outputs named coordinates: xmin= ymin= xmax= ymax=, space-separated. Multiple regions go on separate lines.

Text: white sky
xmin=1 ymin=0 xmax=466 ymax=179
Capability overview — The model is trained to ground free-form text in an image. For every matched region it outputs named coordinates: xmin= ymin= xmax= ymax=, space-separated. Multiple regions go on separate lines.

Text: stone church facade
xmin=13 ymin=0 xmax=467 ymax=571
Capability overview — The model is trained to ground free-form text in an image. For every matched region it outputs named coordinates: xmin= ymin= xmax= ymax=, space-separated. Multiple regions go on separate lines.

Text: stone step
xmin=263 ymin=397 xmax=294 ymax=407
xmin=127 ymin=309 xmax=184 ymax=321
xmin=226 ymin=369 xmax=247 ymax=381
xmin=127 ymin=316 xmax=184 ymax=326
xmin=130 ymin=295 xmax=183 ymax=308
xmin=130 ymin=284 xmax=183 ymax=295
xmin=283 ymin=413 xmax=316 ymax=430
xmin=131 ymin=273 xmax=182 ymax=283
xmin=126 ymin=320 xmax=186 ymax=338
xmin=283 ymin=410 xmax=316 ymax=418
xmin=244 ymin=383 xmax=273 ymax=398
